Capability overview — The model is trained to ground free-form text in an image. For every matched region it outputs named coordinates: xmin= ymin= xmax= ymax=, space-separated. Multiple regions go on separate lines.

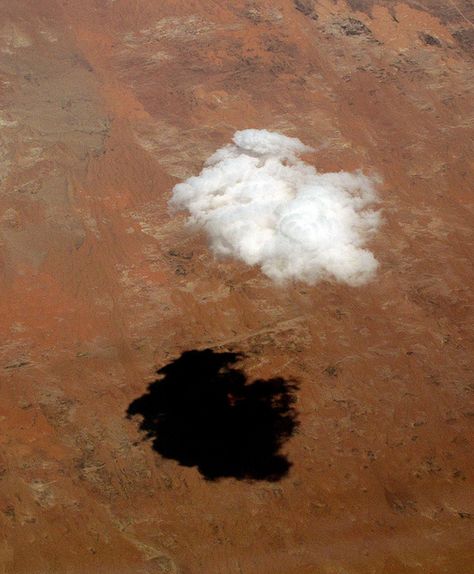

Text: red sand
xmin=0 ymin=1 xmax=473 ymax=572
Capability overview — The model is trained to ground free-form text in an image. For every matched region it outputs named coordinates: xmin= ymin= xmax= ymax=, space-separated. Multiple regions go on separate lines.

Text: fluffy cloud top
xmin=169 ymin=129 xmax=381 ymax=285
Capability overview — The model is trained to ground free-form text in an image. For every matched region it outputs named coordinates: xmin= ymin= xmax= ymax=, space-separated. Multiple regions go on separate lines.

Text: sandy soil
xmin=0 ymin=1 xmax=473 ymax=572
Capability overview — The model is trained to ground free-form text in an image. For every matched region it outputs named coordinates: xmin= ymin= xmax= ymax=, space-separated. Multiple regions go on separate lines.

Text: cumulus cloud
xmin=169 ymin=129 xmax=381 ymax=285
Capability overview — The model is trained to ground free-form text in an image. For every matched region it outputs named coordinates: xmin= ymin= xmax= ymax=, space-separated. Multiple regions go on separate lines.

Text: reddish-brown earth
xmin=1 ymin=1 xmax=473 ymax=572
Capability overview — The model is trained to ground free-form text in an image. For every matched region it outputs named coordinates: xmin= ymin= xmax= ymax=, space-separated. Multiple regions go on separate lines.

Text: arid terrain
xmin=1 ymin=1 xmax=473 ymax=572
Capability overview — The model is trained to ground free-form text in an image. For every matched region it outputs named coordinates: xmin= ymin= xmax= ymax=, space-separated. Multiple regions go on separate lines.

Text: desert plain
xmin=0 ymin=1 xmax=473 ymax=573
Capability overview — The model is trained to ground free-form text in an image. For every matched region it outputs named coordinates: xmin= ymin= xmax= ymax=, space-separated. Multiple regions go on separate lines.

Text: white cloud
xmin=170 ymin=129 xmax=381 ymax=285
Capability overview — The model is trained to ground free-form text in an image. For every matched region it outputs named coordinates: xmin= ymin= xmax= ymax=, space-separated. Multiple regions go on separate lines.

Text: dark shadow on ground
xmin=127 ymin=349 xmax=298 ymax=481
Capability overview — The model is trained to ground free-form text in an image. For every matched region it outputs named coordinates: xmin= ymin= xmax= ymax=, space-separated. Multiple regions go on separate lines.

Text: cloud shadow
xmin=127 ymin=349 xmax=298 ymax=481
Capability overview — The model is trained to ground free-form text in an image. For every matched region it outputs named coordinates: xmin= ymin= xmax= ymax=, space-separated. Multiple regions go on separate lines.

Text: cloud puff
xmin=169 ymin=129 xmax=381 ymax=285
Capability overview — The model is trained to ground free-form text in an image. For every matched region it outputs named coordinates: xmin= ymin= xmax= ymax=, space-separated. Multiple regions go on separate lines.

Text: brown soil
xmin=1 ymin=1 xmax=473 ymax=573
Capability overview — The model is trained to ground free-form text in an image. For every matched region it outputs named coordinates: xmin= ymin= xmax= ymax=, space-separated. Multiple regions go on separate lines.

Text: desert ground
xmin=0 ymin=1 xmax=473 ymax=572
